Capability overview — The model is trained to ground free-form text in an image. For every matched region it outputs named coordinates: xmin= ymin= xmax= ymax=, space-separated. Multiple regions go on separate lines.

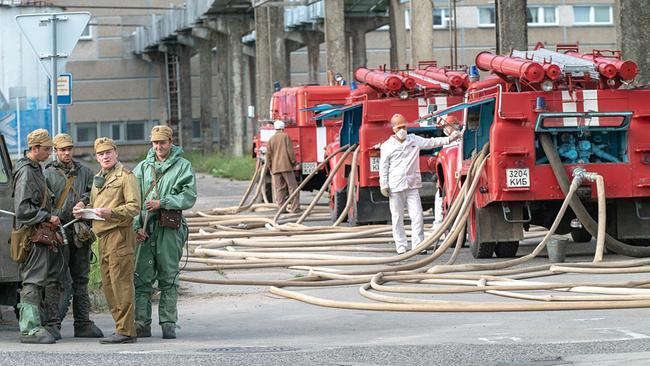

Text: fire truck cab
xmin=253 ymin=85 xmax=350 ymax=196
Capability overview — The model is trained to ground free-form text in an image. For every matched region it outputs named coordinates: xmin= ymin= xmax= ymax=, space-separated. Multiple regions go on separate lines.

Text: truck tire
xmin=467 ymin=206 xmax=495 ymax=259
xmin=494 ymin=241 xmax=519 ymax=258
xmin=570 ymin=228 xmax=592 ymax=243
xmin=330 ymin=189 xmax=347 ymax=223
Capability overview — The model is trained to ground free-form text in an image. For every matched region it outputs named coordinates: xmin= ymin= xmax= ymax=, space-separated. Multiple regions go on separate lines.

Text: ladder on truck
xmin=511 ymin=48 xmax=600 ymax=79
xmin=165 ymin=52 xmax=181 ymax=140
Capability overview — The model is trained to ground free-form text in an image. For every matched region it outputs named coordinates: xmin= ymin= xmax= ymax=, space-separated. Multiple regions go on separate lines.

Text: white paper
xmin=79 ymin=209 xmax=105 ymax=221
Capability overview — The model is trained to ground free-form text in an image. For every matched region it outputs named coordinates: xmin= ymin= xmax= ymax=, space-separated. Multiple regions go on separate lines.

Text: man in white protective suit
xmin=379 ymin=113 xmax=461 ymax=254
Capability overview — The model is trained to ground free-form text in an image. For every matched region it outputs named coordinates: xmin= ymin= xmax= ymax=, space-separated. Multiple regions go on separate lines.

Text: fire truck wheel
xmin=330 ymin=189 xmax=347 ymax=223
xmin=494 ymin=241 xmax=520 ymax=258
xmin=570 ymin=228 xmax=592 ymax=243
xmin=467 ymin=205 xmax=495 ymax=258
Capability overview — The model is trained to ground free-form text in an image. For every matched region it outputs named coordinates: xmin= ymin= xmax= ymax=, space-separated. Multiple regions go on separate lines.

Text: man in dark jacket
xmin=266 ymin=120 xmax=300 ymax=213
xmin=44 ymin=133 xmax=103 ymax=338
xmin=13 ymin=129 xmax=62 ymax=344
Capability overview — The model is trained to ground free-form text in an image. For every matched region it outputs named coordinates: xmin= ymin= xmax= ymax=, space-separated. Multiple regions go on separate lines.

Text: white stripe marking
xmin=418 ymin=98 xmax=428 ymax=118
xmin=316 ymin=127 xmax=327 ymax=162
xmin=561 ymin=90 xmax=578 ymax=126
xmin=582 ymin=89 xmax=599 ymax=126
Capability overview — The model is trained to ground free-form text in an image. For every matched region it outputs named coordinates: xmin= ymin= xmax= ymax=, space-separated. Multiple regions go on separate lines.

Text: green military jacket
xmin=132 ymin=145 xmax=197 ymax=232
xmin=44 ymin=159 xmax=94 ymax=225
xmin=13 ymin=157 xmax=52 ymax=228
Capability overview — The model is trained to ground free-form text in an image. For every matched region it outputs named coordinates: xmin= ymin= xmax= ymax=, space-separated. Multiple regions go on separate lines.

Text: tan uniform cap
xmin=27 ymin=129 xmax=53 ymax=148
xmin=53 ymin=133 xmax=74 ymax=149
xmin=150 ymin=125 xmax=173 ymax=141
xmin=94 ymin=137 xmax=117 ymax=153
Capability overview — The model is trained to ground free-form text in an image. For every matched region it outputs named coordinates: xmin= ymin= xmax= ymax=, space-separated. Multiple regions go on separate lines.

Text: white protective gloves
xmin=380 ymin=187 xmax=390 ymax=197
xmin=448 ymin=130 xmax=462 ymax=142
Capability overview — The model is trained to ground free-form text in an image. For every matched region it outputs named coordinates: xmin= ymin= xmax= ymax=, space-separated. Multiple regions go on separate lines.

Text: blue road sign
xmin=48 ymin=73 xmax=72 ymax=106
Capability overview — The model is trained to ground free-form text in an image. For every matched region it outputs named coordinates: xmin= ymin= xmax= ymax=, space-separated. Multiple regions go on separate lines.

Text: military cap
xmin=53 ymin=133 xmax=74 ymax=149
xmin=94 ymin=137 xmax=117 ymax=153
xmin=150 ymin=125 xmax=173 ymax=141
xmin=27 ymin=129 xmax=53 ymax=148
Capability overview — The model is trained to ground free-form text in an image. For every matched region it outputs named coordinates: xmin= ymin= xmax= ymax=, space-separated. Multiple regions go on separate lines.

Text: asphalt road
xmin=2 ymin=173 xmax=650 ymax=366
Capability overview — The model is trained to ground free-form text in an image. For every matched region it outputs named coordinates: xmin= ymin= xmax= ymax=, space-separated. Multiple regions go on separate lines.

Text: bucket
xmin=547 ymin=239 xmax=568 ymax=263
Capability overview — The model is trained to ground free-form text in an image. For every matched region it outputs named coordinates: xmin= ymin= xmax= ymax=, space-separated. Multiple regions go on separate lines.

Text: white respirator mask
xmin=395 ymin=128 xmax=407 ymax=140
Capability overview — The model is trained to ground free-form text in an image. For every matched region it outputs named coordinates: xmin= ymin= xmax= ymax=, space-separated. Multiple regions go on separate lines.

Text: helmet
xmin=274 ymin=120 xmax=285 ymax=130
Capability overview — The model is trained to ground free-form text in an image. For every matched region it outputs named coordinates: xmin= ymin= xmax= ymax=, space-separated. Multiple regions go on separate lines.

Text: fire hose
xmin=178 ymin=139 xmax=650 ymax=313
xmin=539 ymin=133 xmax=650 ymax=257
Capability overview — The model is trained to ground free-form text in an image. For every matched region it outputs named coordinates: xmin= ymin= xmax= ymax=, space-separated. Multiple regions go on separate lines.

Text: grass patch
xmin=185 ymin=152 xmax=257 ymax=181
xmin=88 ymin=241 xmax=108 ymax=312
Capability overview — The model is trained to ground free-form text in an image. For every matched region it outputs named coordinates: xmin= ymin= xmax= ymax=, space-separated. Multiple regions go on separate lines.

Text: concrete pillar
xmin=409 ymin=0 xmax=434 ymax=65
xmin=214 ymin=33 xmax=230 ymax=153
xmin=178 ymin=45 xmax=193 ymax=151
xmin=269 ymin=6 xmax=288 ymax=88
xmin=351 ymin=28 xmax=367 ymax=71
xmin=199 ymin=40 xmax=213 ymax=155
xmin=496 ymin=0 xmax=527 ymax=54
xmin=255 ymin=6 xmax=287 ymax=120
xmin=389 ymin=0 xmax=407 ymax=69
xmin=254 ymin=6 xmax=272 ymax=121
xmin=228 ymin=26 xmax=246 ymax=156
xmin=153 ymin=53 xmax=169 ymax=125
xmin=324 ymin=0 xmax=348 ymax=78
xmin=307 ymin=39 xmax=320 ymax=84
xmin=616 ymin=0 xmax=650 ymax=84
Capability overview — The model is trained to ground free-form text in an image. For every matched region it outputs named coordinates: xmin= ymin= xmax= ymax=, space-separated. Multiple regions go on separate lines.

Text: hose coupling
xmin=572 ymin=167 xmax=599 ymax=183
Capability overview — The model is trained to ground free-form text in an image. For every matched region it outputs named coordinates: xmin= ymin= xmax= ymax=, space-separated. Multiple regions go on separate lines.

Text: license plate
xmin=506 ymin=168 xmax=530 ymax=187
xmin=370 ymin=157 xmax=380 ymax=172
xmin=302 ymin=162 xmax=317 ymax=175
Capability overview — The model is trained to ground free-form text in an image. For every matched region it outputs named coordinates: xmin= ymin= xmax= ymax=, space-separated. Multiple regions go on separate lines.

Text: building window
xmin=527 ymin=6 xmax=557 ymax=26
xmin=76 ymin=123 xmax=97 ymax=143
xmin=478 ymin=6 xmax=495 ymax=27
xmin=433 ymin=8 xmax=451 ymax=28
xmin=101 ymin=122 xmax=123 ymax=141
xmin=79 ymin=24 xmax=92 ymax=40
xmin=573 ymin=5 xmax=612 ymax=25
xmin=126 ymin=122 xmax=146 ymax=141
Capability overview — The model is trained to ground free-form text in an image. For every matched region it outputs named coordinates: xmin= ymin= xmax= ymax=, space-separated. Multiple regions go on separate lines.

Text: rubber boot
xmin=136 ymin=324 xmax=151 ymax=338
xmin=161 ymin=323 xmax=176 ymax=339
xmin=44 ymin=324 xmax=62 ymax=340
xmin=19 ymin=303 xmax=56 ymax=344
xmin=74 ymin=321 xmax=104 ymax=338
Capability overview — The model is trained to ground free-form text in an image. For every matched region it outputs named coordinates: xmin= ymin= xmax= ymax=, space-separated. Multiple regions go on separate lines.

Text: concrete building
xmin=0 ymin=0 xmax=626 ymax=157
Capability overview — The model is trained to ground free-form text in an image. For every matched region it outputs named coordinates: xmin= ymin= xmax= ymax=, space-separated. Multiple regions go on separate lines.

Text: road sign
xmin=15 ymin=12 xmax=91 ymax=78
xmin=48 ymin=73 xmax=72 ymax=106
xmin=15 ymin=12 xmax=90 ymax=135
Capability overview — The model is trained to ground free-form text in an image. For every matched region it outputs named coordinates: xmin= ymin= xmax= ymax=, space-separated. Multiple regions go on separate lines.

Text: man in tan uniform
xmin=73 ymin=138 xmax=140 ymax=344
xmin=266 ymin=120 xmax=300 ymax=212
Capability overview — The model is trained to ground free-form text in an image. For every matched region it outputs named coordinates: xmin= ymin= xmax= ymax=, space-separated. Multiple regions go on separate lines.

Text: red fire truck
xmin=430 ymin=44 xmax=650 ymax=258
xmin=252 ymin=85 xmax=350 ymax=196
xmin=324 ymin=66 xmax=464 ymax=225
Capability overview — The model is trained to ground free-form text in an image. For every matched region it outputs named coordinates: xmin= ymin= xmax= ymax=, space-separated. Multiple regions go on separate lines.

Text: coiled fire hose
xmin=179 ymin=140 xmax=650 ymax=312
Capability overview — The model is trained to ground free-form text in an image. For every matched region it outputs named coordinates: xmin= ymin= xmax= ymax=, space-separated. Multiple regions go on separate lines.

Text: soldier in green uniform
xmin=133 ymin=125 xmax=197 ymax=339
xmin=73 ymin=137 xmax=140 ymax=344
xmin=13 ymin=129 xmax=62 ymax=344
xmin=44 ymin=133 xmax=103 ymax=338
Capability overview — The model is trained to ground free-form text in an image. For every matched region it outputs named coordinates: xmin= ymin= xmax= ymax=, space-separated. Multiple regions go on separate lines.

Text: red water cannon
xmin=475 ymin=51 xmax=545 ymax=83
xmin=411 ymin=65 xmax=468 ymax=88
xmin=564 ymin=50 xmax=638 ymax=81
xmin=354 ymin=67 xmax=403 ymax=93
